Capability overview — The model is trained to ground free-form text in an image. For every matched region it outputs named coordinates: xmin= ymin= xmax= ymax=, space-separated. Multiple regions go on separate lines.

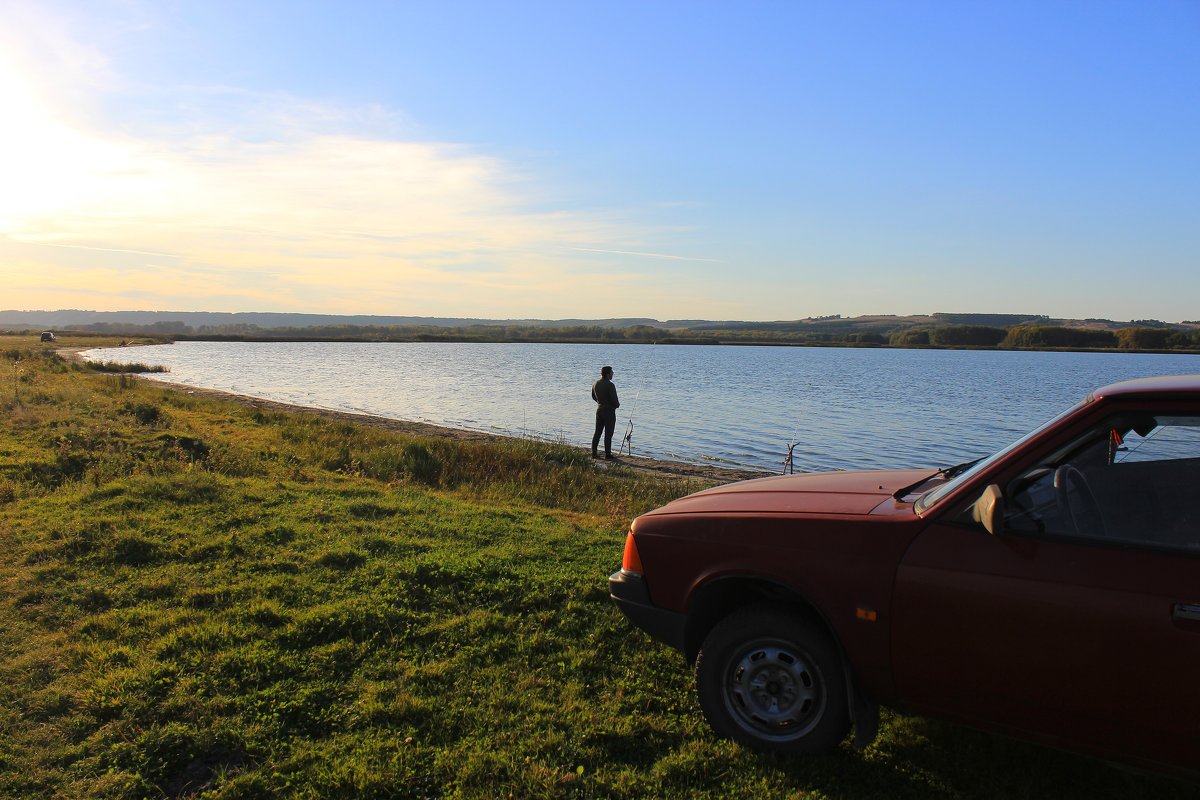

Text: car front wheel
xmin=694 ymin=605 xmax=849 ymax=753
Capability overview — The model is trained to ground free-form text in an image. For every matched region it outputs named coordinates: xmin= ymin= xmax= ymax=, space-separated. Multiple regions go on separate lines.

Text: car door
xmin=890 ymin=409 xmax=1200 ymax=773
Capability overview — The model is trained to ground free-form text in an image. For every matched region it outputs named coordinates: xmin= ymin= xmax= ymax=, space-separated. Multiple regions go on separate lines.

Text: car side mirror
xmin=971 ymin=484 xmax=1005 ymax=535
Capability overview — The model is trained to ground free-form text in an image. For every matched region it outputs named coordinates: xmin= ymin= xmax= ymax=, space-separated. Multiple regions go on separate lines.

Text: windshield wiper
xmin=938 ymin=457 xmax=983 ymax=481
xmin=891 ymin=457 xmax=983 ymax=500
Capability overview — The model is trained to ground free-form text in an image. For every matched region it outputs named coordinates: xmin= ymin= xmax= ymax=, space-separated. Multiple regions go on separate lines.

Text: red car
xmin=609 ymin=375 xmax=1200 ymax=777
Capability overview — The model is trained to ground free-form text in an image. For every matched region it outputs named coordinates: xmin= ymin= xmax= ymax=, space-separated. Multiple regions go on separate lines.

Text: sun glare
xmin=0 ymin=59 xmax=129 ymax=232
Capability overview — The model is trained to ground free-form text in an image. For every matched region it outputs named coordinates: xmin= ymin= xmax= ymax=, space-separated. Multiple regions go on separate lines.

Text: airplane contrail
xmin=571 ymin=247 xmax=721 ymax=263
xmin=16 ymin=241 xmax=182 ymax=259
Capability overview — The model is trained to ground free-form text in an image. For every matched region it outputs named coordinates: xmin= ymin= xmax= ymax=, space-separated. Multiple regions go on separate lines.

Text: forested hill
xmin=3 ymin=310 xmax=1199 ymax=351
xmin=0 ymin=309 xmax=666 ymax=331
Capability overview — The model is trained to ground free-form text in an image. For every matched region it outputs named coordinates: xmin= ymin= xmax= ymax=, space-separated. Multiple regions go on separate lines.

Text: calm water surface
xmin=85 ymin=342 xmax=1200 ymax=473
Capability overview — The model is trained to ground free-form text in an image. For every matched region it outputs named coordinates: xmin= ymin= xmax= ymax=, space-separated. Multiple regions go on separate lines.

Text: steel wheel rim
xmin=724 ymin=639 xmax=825 ymax=740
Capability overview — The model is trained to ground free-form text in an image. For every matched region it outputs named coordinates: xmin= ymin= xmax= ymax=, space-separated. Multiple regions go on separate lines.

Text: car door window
xmin=1004 ymin=412 xmax=1200 ymax=552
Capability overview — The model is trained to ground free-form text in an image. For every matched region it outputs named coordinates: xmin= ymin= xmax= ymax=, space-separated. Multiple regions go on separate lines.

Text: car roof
xmin=1092 ymin=374 xmax=1200 ymax=400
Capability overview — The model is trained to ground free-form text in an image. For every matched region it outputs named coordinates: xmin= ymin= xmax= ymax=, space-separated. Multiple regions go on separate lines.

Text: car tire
xmin=695 ymin=605 xmax=850 ymax=754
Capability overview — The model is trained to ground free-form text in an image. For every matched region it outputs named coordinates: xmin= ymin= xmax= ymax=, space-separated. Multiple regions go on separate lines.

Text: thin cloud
xmin=15 ymin=241 xmax=181 ymax=259
xmin=0 ymin=5 xmax=709 ymax=317
xmin=571 ymin=247 xmax=722 ymax=263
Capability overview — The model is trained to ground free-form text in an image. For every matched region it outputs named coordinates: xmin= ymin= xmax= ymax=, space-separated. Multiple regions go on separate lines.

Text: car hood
xmin=643 ymin=469 xmax=933 ymax=517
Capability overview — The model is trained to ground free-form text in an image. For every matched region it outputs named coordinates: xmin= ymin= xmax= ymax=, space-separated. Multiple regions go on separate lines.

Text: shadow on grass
xmin=755 ymin=715 xmax=1194 ymax=800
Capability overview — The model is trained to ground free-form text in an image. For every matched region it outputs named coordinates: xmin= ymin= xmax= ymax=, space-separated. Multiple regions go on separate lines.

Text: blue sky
xmin=1 ymin=1 xmax=1197 ymax=321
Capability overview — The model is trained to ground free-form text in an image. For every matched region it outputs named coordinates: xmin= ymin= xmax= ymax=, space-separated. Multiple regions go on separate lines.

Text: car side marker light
xmin=856 ymin=607 xmax=878 ymax=622
xmin=621 ymin=533 xmax=644 ymax=575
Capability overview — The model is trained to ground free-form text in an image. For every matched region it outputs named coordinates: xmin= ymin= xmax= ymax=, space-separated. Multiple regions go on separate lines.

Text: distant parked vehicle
xmin=40 ymin=332 xmax=56 ymax=342
xmin=610 ymin=375 xmax=1200 ymax=778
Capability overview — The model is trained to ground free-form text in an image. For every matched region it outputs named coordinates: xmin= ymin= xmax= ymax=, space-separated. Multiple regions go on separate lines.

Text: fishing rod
xmin=619 ymin=390 xmax=641 ymax=457
xmin=782 ymin=427 xmax=799 ymax=474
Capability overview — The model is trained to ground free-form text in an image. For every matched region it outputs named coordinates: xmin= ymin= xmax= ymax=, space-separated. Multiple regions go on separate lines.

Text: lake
xmin=83 ymin=342 xmax=1200 ymax=474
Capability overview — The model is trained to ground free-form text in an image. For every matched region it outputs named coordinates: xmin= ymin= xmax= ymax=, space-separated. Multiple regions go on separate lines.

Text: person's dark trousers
xmin=593 ymin=408 xmax=616 ymax=457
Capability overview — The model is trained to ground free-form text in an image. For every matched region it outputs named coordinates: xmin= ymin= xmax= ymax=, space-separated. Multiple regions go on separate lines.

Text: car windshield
xmin=915 ymin=398 xmax=1090 ymax=514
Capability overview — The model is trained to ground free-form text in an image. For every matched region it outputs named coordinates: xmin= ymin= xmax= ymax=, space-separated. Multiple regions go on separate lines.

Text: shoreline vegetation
xmin=1 ymin=335 xmax=1193 ymax=798
xmin=53 ymin=346 xmax=766 ymax=485
xmin=4 ymin=311 xmax=1200 ymax=354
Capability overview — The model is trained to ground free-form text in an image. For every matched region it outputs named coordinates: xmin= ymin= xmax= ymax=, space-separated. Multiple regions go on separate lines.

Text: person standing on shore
xmin=591 ymin=365 xmax=620 ymax=460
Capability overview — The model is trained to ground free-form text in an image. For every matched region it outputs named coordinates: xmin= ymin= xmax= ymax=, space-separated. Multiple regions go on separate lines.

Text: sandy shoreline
xmin=64 ymin=346 xmax=771 ymax=485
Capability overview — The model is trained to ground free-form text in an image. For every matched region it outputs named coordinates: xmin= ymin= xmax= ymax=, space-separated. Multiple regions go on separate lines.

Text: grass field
xmin=0 ymin=336 xmax=1192 ymax=798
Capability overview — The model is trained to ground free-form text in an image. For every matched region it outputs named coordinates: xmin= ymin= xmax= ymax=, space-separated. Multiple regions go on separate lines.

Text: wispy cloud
xmin=570 ymin=247 xmax=721 ymax=263
xmin=0 ymin=90 xmax=639 ymax=312
xmin=0 ymin=3 xmax=716 ymax=317
xmin=15 ymin=241 xmax=182 ymax=259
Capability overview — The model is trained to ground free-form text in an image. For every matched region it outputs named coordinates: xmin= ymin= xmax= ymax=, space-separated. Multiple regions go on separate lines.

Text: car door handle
xmin=1173 ymin=604 xmax=1200 ymax=622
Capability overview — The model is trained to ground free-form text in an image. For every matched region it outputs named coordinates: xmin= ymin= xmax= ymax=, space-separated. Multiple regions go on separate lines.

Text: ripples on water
xmin=85 ymin=342 xmax=1200 ymax=473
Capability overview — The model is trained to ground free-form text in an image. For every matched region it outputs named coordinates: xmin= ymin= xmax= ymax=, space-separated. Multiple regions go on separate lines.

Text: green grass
xmin=82 ymin=360 xmax=170 ymax=374
xmin=0 ymin=336 xmax=1192 ymax=799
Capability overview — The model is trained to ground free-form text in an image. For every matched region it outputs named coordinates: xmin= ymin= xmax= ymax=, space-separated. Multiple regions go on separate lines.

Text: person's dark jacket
xmin=591 ymin=378 xmax=620 ymax=412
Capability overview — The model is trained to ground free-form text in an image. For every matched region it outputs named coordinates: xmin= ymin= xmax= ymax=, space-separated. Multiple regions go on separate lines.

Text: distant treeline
xmin=889 ymin=324 xmax=1200 ymax=350
xmin=682 ymin=323 xmax=1199 ymax=351
xmin=1017 ymin=324 xmax=1200 ymax=349
xmin=15 ymin=320 xmax=1200 ymax=352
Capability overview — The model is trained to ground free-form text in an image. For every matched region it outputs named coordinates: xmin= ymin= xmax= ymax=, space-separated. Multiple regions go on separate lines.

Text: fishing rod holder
xmin=782 ymin=442 xmax=797 ymax=475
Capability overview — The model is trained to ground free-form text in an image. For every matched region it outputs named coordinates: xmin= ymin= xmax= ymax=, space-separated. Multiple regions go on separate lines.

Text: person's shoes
xmin=604 ymin=454 xmax=616 ymax=460
xmin=591 ymin=451 xmax=599 ymax=458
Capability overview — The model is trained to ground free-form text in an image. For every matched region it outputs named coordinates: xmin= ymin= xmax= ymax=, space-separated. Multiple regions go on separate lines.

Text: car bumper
xmin=608 ymin=569 xmax=687 ymax=652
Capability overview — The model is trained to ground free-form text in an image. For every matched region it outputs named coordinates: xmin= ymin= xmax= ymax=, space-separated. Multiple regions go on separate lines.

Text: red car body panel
xmin=632 ymin=470 xmax=934 ymax=702
xmin=894 ymin=522 xmax=1199 ymax=772
xmin=647 ymin=469 xmax=933 ymax=516
xmin=611 ymin=375 xmax=1200 ymax=778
